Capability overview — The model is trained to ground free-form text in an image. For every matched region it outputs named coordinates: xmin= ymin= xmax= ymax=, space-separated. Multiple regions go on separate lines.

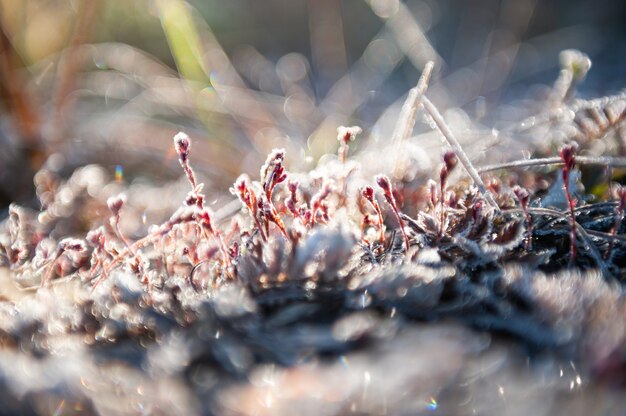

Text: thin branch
xmin=478 ymin=155 xmax=626 ymax=173
xmin=391 ymin=61 xmax=434 ymax=144
xmin=392 ymin=62 xmax=434 ymax=177
xmin=421 ymin=96 xmax=499 ymax=210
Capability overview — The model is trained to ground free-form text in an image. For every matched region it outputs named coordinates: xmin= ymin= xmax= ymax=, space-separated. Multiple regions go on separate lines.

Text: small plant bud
xmin=559 ymin=143 xmax=577 ymax=172
xmin=107 ymin=194 xmax=126 ymax=216
xmin=560 ymin=49 xmax=591 ymax=81
xmin=337 ymin=126 xmax=362 ymax=163
xmin=173 ymin=132 xmax=191 ymax=162
xmin=361 ymin=186 xmax=375 ymax=203
xmin=311 ymin=181 xmax=334 ymax=218
xmin=86 ymin=227 xmax=105 ymax=248
xmin=58 ymin=238 xmax=86 ymax=253
xmin=196 ymin=209 xmax=214 ymax=234
xmin=337 ymin=126 xmax=362 ymax=145
xmin=360 ymin=185 xmax=384 ymax=243
xmin=375 ymin=175 xmax=409 ymax=254
xmin=512 ymin=186 xmax=530 ymax=208
xmin=488 ymin=178 xmax=501 ymax=195
xmin=443 ymin=151 xmax=457 ymax=172
xmin=260 ymin=149 xmax=287 ymax=200
xmin=375 ymin=175 xmax=392 ymax=196
xmin=288 ymin=180 xmax=299 ymax=194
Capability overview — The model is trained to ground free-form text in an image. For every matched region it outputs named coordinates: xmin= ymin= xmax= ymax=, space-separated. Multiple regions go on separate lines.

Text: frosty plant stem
xmin=196 ymin=208 xmax=231 ymax=269
xmin=107 ymin=194 xmax=136 ymax=256
xmin=260 ymin=149 xmax=287 ymax=201
xmin=438 ymin=151 xmax=457 ymax=239
xmin=173 ymin=132 xmax=230 ymax=268
xmin=376 ymin=175 xmax=409 ymax=255
xmin=42 ymin=238 xmax=86 ymax=287
xmin=310 ymin=181 xmax=334 ymax=224
xmin=259 ymin=149 xmax=288 ymax=237
xmin=361 ymin=186 xmax=385 ymax=245
xmin=231 ymin=175 xmax=266 ymax=241
xmin=560 ymin=144 xmax=578 ymax=265
xmin=513 ymin=186 xmax=532 ymax=250
xmin=174 ymin=132 xmax=197 ymax=190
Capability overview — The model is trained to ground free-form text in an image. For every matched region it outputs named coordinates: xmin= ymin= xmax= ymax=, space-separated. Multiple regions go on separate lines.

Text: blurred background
xmin=1 ymin=0 xmax=625 ymax=212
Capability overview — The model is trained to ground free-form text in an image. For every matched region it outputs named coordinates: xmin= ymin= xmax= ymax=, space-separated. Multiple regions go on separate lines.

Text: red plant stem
xmin=373 ymin=202 xmax=385 ymax=244
xmin=560 ymin=144 xmax=578 ymax=266
xmin=522 ymin=210 xmax=533 ymax=251
xmin=563 ymin=172 xmax=577 ymax=265
xmin=389 ymin=203 xmax=409 ymax=255
xmin=42 ymin=254 xmax=61 ymax=287
xmin=513 ymin=187 xmax=532 ymax=250
xmin=254 ymin=216 xmax=268 ymax=242
xmin=182 ymin=163 xmax=197 ymax=189
xmin=438 ymin=180 xmax=446 ymax=239
xmin=339 ymin=143 xmax=349 ymax=164
xmin=360 ymin=189 xmax=386 ymax=245
xmin=605 ymin=191 xmax=626 ymax=261
xmin=113 ymin=215 xmax=137 ymax=257
xmin=200 ymin=227 xmax=232 ymax=270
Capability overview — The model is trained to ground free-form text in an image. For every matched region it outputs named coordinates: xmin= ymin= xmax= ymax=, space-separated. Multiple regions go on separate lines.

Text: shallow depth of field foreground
xmin=1 ymin=1 xmax=626 ymax=415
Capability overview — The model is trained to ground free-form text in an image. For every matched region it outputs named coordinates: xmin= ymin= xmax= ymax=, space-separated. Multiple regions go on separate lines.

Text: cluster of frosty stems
xmin=107 ymin=194 xmax=136 ymax=256
xmin=560 ymin=143 xmax=578 ymax=265
xmin=43 ymin=238 xmax=86 ymax=286
xmin=232 ymin=175 xmax=266 ymax=241
xmin=310 ymin=181 xmax=334 ymax=224
xmin=232 ymin=149 xmax=289 ymax=240
xmin=376 ymin=175 xmax=409 ymax=255
xmin=259 ymin=149 xmax=288 ymax=236
xmin=505 ymin=206 xmax=614 ymax=279
xmin=175 ymin=132 xmax=230 ymax=269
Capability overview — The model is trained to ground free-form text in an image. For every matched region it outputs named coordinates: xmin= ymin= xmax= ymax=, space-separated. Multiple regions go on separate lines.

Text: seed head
xmin=512 ymin=186 xmax=530 ymax=208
